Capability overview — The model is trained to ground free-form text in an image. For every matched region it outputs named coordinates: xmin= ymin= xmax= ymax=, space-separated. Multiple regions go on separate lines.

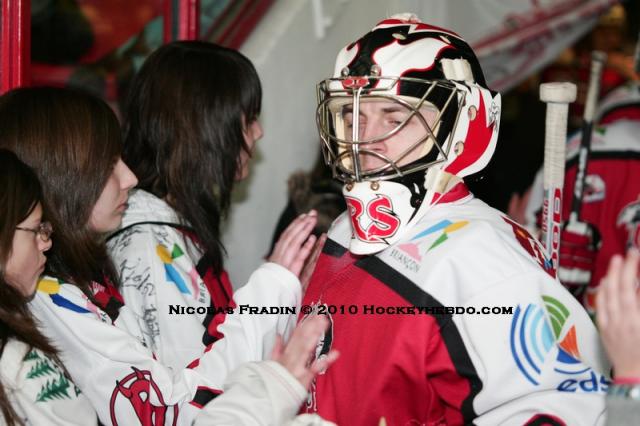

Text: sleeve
xmin=203 ymin=262 xmax=302 ymax=362
xmin=427 ymin=273 xmax=609 ymax=426
xmin=107 ymin=228 xmax=166 ymax=357
xmin=193 ymin=360 xmax=306 ymax=426
xmin=1 ymin=342 xmax=99 ymax=426
xmin=108 ymin=227 xmax=301 ymax=373
xmin=30 ymin=267 xmax=301 ymax=425
xmin=30 ymin=285 xmax=212 ymax=426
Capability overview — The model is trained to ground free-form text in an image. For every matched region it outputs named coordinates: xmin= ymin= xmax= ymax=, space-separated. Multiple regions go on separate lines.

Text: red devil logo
xmin=110 ymin=367 xmax=178 ymax=426
xmin=345 ymin=194 xmax=401 ymax=243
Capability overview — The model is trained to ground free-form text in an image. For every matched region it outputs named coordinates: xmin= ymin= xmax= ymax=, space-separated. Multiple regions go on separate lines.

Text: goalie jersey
xmin=302 ymin=186 xmax=608 ymax=426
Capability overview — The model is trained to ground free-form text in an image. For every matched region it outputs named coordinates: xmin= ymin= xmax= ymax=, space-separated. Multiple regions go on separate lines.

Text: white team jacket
xmin=106 ymin=189 xmax=299 ymax=371
xmin=0 ymin=339 xmax=98 ymax=425
xmin=28 ymin=191 xmax=301 ymax=425
xmin=195 ymin=360 xmax=335 ymax=426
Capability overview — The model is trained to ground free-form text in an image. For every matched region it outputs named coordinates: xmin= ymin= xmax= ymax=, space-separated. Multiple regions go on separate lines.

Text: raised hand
xmin=270 ymin=314 xmax=339 ymax=389
xmin=269 ymin=210 xmax=318 ymax=277
xmin=300 ymin=233 xmax=327 ymax=294
xmin=596 ymin=249 xmax=640 ymax=378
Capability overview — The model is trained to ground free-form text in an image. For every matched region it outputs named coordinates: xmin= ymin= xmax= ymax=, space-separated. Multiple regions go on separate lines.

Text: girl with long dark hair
xmin=108 ymin=41 xmax=318 ymax=371
xmin=0 ymin=87 xmax=318 ymax=425
xmin=0 ymin=149 xmax=98 ymax=425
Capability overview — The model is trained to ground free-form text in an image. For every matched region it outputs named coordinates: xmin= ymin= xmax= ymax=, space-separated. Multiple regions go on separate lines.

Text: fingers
xmin=285 ymin=314 xmax=328 ymax=360
xmin=602 ymin=254 xmax=624 ymax=325
xmin=273 ymin=314 xmax=333 ymax=389
xmin=597 ymin=254 xmax=625 ymax=331
xmin=596 ymin=250 xmax=640 ymax=379
xmin=301 ymin=233 xmax=327 ymax=293
xmin=310 ymin=349 xmax=340 ymax=375
xmin=288 ymin=234 xmax=318 ymax=277
xmin=619 ymin=250 xmax=640 ymax=312
xmin=268 ymin=211 xmax=318 ymax=275
xmin=278 ymin=211 xmax=318 ymax=248
xmin=311 ymin=234 xmax=328 ymax=263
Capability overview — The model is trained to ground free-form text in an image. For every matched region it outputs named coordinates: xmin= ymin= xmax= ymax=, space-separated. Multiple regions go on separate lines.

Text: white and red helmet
xmin=316 ymin=14 xmax=501 ymax=254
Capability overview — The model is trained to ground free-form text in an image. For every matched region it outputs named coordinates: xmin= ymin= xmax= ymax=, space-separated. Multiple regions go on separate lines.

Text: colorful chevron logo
xmin=398 ymin=219 xmax=468 ymax=261
xmin=156 ymin=244 xmax=200 ymax=298
xmin=37 ymin=278 xmax=99 ymax=316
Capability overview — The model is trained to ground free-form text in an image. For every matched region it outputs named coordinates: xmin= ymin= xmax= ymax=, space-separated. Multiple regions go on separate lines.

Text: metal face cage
xmin=316 ymin=76 xmax=464 ymax=183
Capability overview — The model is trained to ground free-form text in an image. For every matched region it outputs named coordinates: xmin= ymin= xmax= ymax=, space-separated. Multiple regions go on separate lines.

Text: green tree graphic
xmin=36 ymin=373 xmax=72 ymax=402
xmin=23 ymin=350 xmax=40 ymax=362
xmin=26 ymin=359 xmax=56 ymax=379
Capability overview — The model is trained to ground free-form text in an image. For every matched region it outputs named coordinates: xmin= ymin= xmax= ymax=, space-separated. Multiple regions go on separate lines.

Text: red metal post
xmin=163 ymin=0 xmax=199 ymax=42
xmin=178 ymin=0 xmax=199 ymax=40
xmin=1 ymin=0 xmax=31 ymax=93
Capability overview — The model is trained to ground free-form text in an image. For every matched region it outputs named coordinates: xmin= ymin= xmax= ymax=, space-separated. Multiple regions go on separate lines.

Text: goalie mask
xmin=317 ymin=13 xmax=501 ymax=254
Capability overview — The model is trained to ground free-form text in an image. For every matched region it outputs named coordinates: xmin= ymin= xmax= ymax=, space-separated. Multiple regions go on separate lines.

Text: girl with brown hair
xmin=108 ymin=40 xmax=319 ymax=372
xmin=0 ymin=149 xmax=97 ymax=425
xmin=0 ymin=86 xmax=320 ymax=425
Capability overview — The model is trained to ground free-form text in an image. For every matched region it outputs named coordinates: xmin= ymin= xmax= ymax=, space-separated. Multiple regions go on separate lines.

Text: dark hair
xmin=0 ymin=87 xmax=122 ymax=294
xmin=123 ymin=41 xmax=262 ymax=273
xmin=0 ymin=149 xmax=58 ymax=426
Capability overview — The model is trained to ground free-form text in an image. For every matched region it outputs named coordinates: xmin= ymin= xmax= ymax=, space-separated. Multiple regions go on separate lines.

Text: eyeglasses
xmin=16 ymin=221 xmax=54 ymax=242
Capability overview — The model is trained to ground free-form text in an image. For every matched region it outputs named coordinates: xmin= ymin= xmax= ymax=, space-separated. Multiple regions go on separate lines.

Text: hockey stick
xmin=539 ymin=82 xmax=577 ymax=270
xmin=568 ymin=51 xmax=607 ymax=224
xmin=559 ymin=52 xmax=606 ymax=290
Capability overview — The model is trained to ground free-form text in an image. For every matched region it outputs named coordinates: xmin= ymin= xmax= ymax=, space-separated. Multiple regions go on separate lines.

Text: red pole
xmin=163 ymin=0 xmax=199 ymax=42
xmin=1 ymin=0 xmax=31 ymax=93
xmin=178 ymin=0 xmax=199 ymax=40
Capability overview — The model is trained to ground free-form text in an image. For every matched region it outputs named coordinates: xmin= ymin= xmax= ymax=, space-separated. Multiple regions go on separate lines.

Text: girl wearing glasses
xmin=0 ymin=149 xmax=98 ymax=425
xmin=0 ymin=87 xmax=326 ymax=425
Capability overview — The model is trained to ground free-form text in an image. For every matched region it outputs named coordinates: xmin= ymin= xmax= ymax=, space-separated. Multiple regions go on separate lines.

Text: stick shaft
xmin=570 ymin=51 xmax=606 ymax=222
xmin=541 ymin=102 xmax=569 ymax=267
xmin=539 ymin=82 xmax=576 ymax=269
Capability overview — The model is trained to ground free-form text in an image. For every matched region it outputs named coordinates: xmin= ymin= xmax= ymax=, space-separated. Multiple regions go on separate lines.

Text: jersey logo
xmin=345 ymin=194 xmax=401 ymax=243
xmin=582 ymin=174 xmax=606 ymax=203
xmin=23 ymin=349 xmax=82 ymax=403
xmin=510 ymin=295 xmax=609 ymax=393
xmin=110 ymin=367 xmax=178 ymax=426
xmin=524 ymin=413 xmax=566 ymax=426
xmin=502 ymin=216 xmax=554 ymax=278
xmin=157 ymin=243 xmax=203 ymax=299
xmin=617 ymin=199 xmax=640 ymax=249
xmin=397 ymin=219 xmax=468 ymax=261
xmin=38 ymin=278 xmax=104 ymax=320
xmin=302 ymin=303 xmax=334 ymax=413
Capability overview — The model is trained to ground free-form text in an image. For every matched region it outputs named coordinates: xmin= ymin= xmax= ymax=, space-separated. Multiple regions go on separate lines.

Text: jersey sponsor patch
xmin=396 ymin=219 xmax=468 ymax=262
xmin=510 ymin=295 xmax=609 ymax=393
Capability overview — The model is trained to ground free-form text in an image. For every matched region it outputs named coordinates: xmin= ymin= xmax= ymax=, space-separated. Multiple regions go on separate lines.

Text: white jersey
xmin=0 ymin=339 xmax=97 ymax=425
xmin=29 ymin=250 xmax=300 ymax=423
xmin=106 ymin=189 xmax=298 ymax=371
xmin=194 ymin=360 xmax=335 ymax=426
xmin=303 ymin=186 xmax=609 ymax=425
